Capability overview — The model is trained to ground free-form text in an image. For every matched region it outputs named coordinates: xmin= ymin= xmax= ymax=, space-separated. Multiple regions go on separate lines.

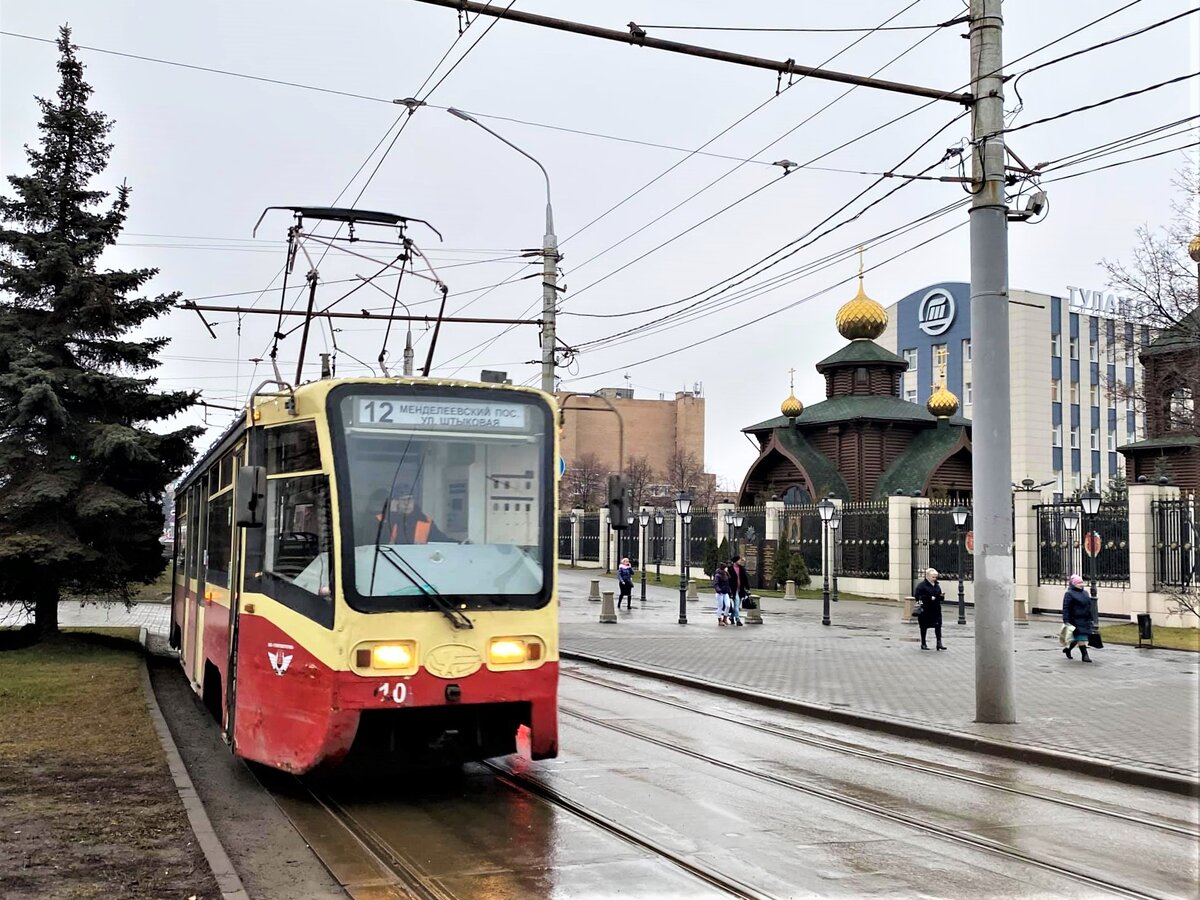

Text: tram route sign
xmin=355 ymin=397 xmax=528 ymax=430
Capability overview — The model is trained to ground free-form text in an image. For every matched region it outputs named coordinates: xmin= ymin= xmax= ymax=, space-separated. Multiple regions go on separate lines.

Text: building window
xmin=1090 ymin=427 xmax=1100 ymax=449
xmin=1069 ymin=381 xmax=1079 ymax=404
xmin=1070 ymin=426 xmax=1080 ymax=449
xmin=1052 ymin=424 xmax=1062 ymax=447
xmin=1089 ymin=338 xmax=1099 ymax=363
xmin=904 ymin=348 xmax=918 ymax=370
xmin=962 ymin=338 xmax=971 ymax=361
xmin=1106 ymin=338 xmax=1116 ymax=363
xmin=964 ymin=381 xmax=972 ymax=405
xmin=905 ymin=387 xmax=917 ymax=404
xmin=1107 ymin=430 xmax=1117 ymax=451
xmin=1051 ymin=333 xmax=1061 ymax=356
xmin=931 ymin=343 xmax=947 ymax=375
xmin=1069 ymin=336 xmax=1079 ymax=360
xmin=1168 ymin=387 xmax=1195 ymax=430
xmin=855 ymin=367 xmax=868 ymax=386
xmin=1051 ymin=379 xmax=1061 ymax=402
xmin=1089 ymin=383 xmax=1100 ymax=407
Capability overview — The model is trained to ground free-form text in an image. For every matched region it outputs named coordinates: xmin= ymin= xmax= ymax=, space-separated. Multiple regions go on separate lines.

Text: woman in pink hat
xmin=1062 ymin=574 xmax=1093 ymax=662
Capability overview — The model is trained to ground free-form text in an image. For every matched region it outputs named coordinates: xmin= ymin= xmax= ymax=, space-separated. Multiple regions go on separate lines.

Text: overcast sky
xmin=2 ymin=0 xmax=1197 ymax=487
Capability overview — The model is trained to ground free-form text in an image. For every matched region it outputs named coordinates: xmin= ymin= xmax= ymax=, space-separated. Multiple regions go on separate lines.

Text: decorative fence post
xmin=572 ymin=507 xmax=584 ymax=565
xmin=1012 ymin=491 xmax=1040 ymax=620
xmin=888 ymin=494 xmax=924 ymax=601
xmin=1128 ymin=481 xmax=1177 ymax=619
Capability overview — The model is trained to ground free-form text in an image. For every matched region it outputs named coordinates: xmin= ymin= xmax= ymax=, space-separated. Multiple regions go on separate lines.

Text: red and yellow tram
xmin=170 ymin=377 xmax=559 ymax=772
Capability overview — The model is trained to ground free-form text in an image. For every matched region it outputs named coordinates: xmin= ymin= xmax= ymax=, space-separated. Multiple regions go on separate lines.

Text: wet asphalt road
xmin=312 ymin=661 xmax=1200 ymax=899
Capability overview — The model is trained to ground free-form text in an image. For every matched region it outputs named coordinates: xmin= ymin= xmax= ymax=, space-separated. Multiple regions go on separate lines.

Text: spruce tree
xmin=773 ymin=537 xmax=793 ymax=589
xmin=0 ymin=27 xmax=201 ymax=635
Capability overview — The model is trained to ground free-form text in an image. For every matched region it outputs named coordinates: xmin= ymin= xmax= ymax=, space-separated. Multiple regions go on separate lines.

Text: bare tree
xmin=664 ymin=448 xmax=704 ymax=498
xmin=624 ymin=455 xmax=656 ymax=511
xmin=1102 ymin=167 xmax=1200 ymax=434
xmin=562 ymin=451 xmax=606 ymax=510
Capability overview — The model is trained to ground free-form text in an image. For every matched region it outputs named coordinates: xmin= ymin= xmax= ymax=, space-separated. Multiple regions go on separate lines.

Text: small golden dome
xmin=1189 ymin=233 xmax=1200 ymax=264
xmin=781 ymin=392 xmax=803 ymax=418
xmin=926 ymin=384 xmax=960 ymax=418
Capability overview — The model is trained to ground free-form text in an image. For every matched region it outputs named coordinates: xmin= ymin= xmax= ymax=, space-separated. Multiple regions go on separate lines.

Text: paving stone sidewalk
xmin=557 ymin=566 xmax=1200 ymax=782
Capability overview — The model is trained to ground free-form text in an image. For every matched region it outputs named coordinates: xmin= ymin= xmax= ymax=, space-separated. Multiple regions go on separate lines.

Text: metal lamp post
xmin=1080 ymin=490 xmax=1102 ymax=631
xmin=952 ymin=505 xmax=969 ymax=625
xmin=446 ymin=108 xmax=559 ymax=394
xmin=818 ymin=499 xmax=835 ymax=626
xmin=829 ymin=509 xmax=841 ymax=603
xmin=568 ymin=513 xmax=577 ymax=568
xmin=732 ymin=512 xmax=745 ymax=561
xmin=654 ymin=510 xmax=664 ymax=582
xmin=676 ymin=492 xmax=692 ymax=625
xmin=626 ymin=514 xmax=635 ymax=567
xmin=724 ymin=511 xmax=734 ymax=557
xmin=638 ymin=510 xmax=650 ymax=601
xmin=1062 ymin=508 xmax=1080 ymax=583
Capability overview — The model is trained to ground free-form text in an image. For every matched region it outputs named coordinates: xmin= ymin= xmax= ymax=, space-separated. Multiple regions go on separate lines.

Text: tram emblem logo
xmin=425 ymin=644 xmax=482 ymax=678
xmin=267 ymin=642 xmax=294 ymax=676
xmin=918 ymin=288 xmax=956 ymax=336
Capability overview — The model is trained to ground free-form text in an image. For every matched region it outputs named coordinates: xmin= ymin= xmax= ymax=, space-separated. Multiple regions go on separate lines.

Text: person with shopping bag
xmin=914 ymin=568 xmax=946 ymax=650
xmin=1062 ymin=574 xmax=1094 ymax=662
xmin=713 ymin=563 xmax=732 ymax=625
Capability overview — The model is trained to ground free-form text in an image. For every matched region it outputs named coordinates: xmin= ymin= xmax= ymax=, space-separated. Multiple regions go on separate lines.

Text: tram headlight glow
xmin=370 ymin=642 xmax=415 ymax=669
xmin=488 ymin=638 xmax=530 ymax=665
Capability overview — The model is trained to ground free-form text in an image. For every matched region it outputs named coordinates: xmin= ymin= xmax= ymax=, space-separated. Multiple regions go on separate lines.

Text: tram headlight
xmin=365 ymin=642 xmax=416 ymax=669
xmin=489 ymin=638 xmax=542 ymax=665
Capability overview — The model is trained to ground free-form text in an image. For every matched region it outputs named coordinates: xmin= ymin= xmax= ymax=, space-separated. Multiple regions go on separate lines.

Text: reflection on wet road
xmin=289 ymin=662 xmax=1199 ymax=899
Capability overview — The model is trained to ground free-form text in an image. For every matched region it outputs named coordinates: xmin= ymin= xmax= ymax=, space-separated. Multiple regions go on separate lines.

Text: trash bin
xmin=1137 ymin=613 xmax=1153 ymax=644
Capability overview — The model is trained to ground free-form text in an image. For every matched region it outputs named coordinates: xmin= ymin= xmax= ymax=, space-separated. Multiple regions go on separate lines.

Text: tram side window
xmin=266 ymin=475 xmax=333 ymax=598
xmin=206 ymin=493 xmax=233 ymax=588
xmin=175 ymin=495 xmax=188 ymax=573
xmin=266 ymin=422 xmax=321 ymax=474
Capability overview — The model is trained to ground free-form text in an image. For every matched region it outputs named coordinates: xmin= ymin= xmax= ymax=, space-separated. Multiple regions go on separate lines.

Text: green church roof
xmin=773 ymin=426 xmax=851 ymax=500
xmin=744 ymin=395 xmax=971 ymax=434
xmin=875 ymin=424 xmax=970 ymax=498
xmin=815 ymin=339 xmax=908 ymax=372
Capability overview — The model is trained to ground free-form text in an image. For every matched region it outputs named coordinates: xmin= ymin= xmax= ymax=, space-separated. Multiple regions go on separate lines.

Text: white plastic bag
xmin=1058 ymin=623 xmax=1074 ymax=645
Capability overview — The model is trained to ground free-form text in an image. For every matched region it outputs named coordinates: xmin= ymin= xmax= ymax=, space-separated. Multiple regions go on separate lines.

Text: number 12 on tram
xmin=170 ymin=379 xmax=560 ymax=773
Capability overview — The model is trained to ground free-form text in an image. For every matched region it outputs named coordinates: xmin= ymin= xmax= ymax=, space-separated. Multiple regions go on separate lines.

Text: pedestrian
xmin=915 ymin=567 xmax=946 ymax=650
xmin=616 ymin=557 xmax=634 ymax=610
xmin=1062 ymin=574 xmax=1093 ymax=662
xmin=728 ymin=555 xmax=748 ymax=626
xmin=713 ymin=563 xmax=731 ymax=625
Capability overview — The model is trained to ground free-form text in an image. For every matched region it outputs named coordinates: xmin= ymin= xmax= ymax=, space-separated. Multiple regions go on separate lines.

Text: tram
xmin=169 ymin=376 xmax=559 ymax=773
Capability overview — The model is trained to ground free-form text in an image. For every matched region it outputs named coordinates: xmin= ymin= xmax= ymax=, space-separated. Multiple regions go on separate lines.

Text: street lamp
xmin=626 ymin=513 xmax=636 ymax=575
xmin=1080 ymin=490 xmax=1102 ymax=631
xmin=828 ymin=509 xmax=841 ymax=603
xmin=732 ymin=512 xmax=745 ymax=560
xmin=952 ymin=505 xmax=969 ymax=625
xmin=654 ymin=510 xmax=664 ymax=582
xmin=676 ymin=492 xmax=692 ymax=625
xmin=638 ymin=510 xmax=650 ymax=601
xmin=818 ymin=499 xmax=836 ymax=626
xmin=568 ymin=513 xmax=577 ymax=568
xmin=1062 ymin=507 xmax=1080 ymax=582
xmin=446 ymin=108 xmax=559 ymax=394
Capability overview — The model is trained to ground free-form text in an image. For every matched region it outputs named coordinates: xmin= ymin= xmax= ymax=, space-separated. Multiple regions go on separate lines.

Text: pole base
xmin=677 ymin=617 xmax=688 ymax=625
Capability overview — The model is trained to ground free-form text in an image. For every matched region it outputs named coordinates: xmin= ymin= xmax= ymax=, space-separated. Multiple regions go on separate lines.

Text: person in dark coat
xmin=915 ymin=567 xmax=946 ymax=650
xmin=728 ymin=555 xmax=749 ymax=627
xmin=616 ymin=557 xmax=634 ymax=610
xmin=1062 ymin=573 xmax=1093 ymax=662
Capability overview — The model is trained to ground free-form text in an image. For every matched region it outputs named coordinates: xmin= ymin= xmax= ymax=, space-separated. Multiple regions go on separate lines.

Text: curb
xmin=561 ymin=647 xmax=1200 ymax=798
xmin=138 ymin=657 xmax=250 ymax=900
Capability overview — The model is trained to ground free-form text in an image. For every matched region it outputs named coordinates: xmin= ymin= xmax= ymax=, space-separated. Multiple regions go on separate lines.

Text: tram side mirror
xmin=235 ymin=465 xmax=267 ymax=528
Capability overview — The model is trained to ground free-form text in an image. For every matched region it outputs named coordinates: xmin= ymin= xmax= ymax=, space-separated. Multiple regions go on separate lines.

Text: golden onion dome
xmin=1188 ymin=232 xmax=1200 ymax=264
xmin=836 ymin=277 xmax=888 ymax=340
xmin=926 ymin=384 xmax=960 ymax=418
xmin=781 ymin=392 xmax=803 ymax=418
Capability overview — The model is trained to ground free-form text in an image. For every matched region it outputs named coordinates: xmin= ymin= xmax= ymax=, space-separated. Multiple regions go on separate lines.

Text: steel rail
xmin=557 ymin=704 xmax=1176 ymax=900
xmin=562 ymin=667 xmax=1200 ymax=839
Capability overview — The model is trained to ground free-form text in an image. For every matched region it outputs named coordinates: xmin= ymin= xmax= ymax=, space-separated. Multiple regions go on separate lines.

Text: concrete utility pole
xmin=969 ymin=0 xmax=1016 ymax=723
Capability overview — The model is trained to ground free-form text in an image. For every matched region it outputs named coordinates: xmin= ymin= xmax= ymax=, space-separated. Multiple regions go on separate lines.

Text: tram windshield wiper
xmin=376 ymin=546 xmax=473 ymax=630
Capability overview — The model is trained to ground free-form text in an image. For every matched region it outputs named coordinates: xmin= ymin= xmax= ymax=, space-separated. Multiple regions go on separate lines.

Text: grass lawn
xmin=0 ymin=629 xmax=218 ymax=899
xmin=573 ymin=569 xmax=881 ymax=603
xmin=1100 ymin=623 xmax=1200 ymax=652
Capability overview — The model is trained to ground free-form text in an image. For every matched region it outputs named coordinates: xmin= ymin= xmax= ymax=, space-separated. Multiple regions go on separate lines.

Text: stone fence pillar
xmin=1012 ymin=492 xmax=1039 ymax=618
xmin=571 ymin=507 xmax=585 ymax=564
xmin=716 ymin=502 xmax=734 ymax=547
xmin=1128 ymin=482 xmax=1179 ymax=618
xmin=886 ymin=495 xmax=926 ymax=601
xmin=765 ymin=500 xmax=785 ymax=541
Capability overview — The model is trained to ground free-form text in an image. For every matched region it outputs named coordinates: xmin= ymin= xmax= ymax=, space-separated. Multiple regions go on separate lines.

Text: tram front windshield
xmin=331 ymin=389 xmax=552 ymax=611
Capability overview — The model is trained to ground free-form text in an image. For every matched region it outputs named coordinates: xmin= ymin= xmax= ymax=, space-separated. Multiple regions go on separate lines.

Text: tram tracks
xmin=558 ymin=673 xmax=1187 ymax=900
xmin=563 ymin=666 xmax=1199 ymax=839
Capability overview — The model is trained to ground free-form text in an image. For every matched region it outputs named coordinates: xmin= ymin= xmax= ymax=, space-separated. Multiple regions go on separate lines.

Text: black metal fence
xmin=557 ymin=515 xmax=572 ymax=560
xmin=911 ymin=503 xmax=974 ymax=581
xmin=618 ymin=523 xmax=640 ymax=569
xmin=579 ymin=513 xmax=600 ymax=562
xmin=1152 ymin=496 xmax=1197 ymax=590
xmin=687 ymin=510 xmax=715 ymax=568
xmin=777 ymin=505 xmax=825 ymax=575
xmin=1036 ymin=502 xmax=1130 ymax=588
xmin=652 ymin=512 xmax=676 ymax=565
xmin=838 ymin=500 xmax=889 ymax=579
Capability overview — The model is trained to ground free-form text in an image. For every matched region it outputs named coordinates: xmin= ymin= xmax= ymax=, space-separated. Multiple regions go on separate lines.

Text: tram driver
xmin=364 ymin=486 xmax=452 ymax=545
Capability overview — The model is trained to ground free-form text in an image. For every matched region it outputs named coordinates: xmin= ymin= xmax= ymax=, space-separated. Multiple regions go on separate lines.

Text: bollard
xmin=1013 ymin=597 xmax=1028 ymax=626
xmin=588 ymin=579 xmax=601 ymax=602
xmin=743 ymin=594 xmax=763 ymax=625
xmin=687 ymin=580 xmax=699 ymax=602
xmin=599 ymin=590 xmax=617 ymax=623
xmin=784 ymin=579 xmax=797 ymax=600
xmin=902 ymin=596 xmax=915 ymax=619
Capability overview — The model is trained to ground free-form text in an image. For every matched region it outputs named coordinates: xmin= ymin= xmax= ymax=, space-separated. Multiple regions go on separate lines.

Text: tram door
xmin=223 ymin=443 xmax=246 ymax=744
xmin=181 ymin=484 xmax=202 ymax=676
xmin=189 ymin=478 xmax=211 ymax=689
